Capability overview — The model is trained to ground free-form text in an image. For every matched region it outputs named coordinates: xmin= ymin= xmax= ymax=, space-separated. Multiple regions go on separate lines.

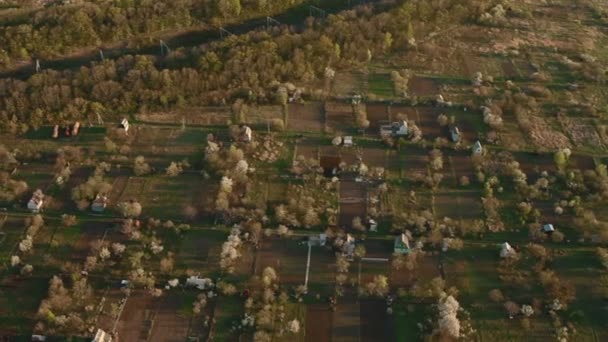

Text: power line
xmin=159 ymin=40 xmax=171 ymax=56
xmin=266 ymin=16 xmax=281 ymax=30
xmin=219 ymin=27 xmax=234 ymax=39
xmin=309 ymin=5 xmax=327 ymax=19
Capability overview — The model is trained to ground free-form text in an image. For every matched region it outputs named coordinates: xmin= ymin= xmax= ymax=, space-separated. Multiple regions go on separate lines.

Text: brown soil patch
xmin=255 ymin=239 xmax=307 ymax=285
xmin=332 ymin=298 xmax=360 ymax=342
xmin=325 ymin=102 xmax=353 ymax=134
xmin=288 ymin=103 xmax=324 ymax=133
xmin=148 ymin=293 xmax=193 ymax=342
xmin=366 ymin=103 xmax=389 ymax=130
xmin=339 ymin=179 xmax=367 ymax=228
xmin=502 ymin=59 xmax=519 ymax=79
xmin=360 ymin=299 xmax=393 ymax=342
xmin=409 ymin=76 xmax=439 ymax=97
xmin=136 ymin=107 xmax=231 ymax=125
xmin=305 ymin=304 xmax=333 ymax=342
xmin=115 ymin=291 xmax=158 ymax=342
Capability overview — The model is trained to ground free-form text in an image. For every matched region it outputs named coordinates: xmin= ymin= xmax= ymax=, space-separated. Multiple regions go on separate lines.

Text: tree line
xmin=0 ymin=0 xmax=483 ymax=132
xmin=0 ymin=0 xmax=306 ymax=68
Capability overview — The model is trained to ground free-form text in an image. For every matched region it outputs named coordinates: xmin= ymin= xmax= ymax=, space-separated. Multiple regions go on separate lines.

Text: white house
xmin=186 ymin=276 xmax=214 ymax=290
xmin=92 ymin=329 xmax=112 ymax=342
xmin=91 ymin=194 xmax=108 ymax=213
xmin=500 ymin=242 xmax=516 ymax=258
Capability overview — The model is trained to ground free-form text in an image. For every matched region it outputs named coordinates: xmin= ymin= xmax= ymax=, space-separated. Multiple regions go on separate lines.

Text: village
xmin=0 ymin=0 xmax=608 ymax=341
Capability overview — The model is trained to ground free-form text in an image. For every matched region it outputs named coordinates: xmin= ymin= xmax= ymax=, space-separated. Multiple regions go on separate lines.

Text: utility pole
xmin=219 ymin=27 xmax=233 ymax=39
xmin=160 ymin=40 xmax=170 ymax=56
xmin=309 ymin=5 xmax=326 ymax=19
xmin=266 ymin=16 xmax=280 ymax=30
xmin=99 ymin=49 xmax=104 ymax=61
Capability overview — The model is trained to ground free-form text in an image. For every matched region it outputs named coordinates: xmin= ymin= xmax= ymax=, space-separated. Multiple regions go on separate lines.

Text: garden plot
xmin=501 ymin=58 xmax=520 ymax=79
xmin=115 ymin=291 xmax=159 ymax=342
xmin=368 ymin=73 xmax=393 ymax=98
xmin=399 ymin=145 xmax=429 ymax=179
xmin=147 ymin=292 xmax=193 ymax=342
xmin=333 ymin=71 xmax=366 ymax=97
xmin=305 ymin=246 xmax=336 ymax=295
xmin=332 ymin=298 xmax=360 ymax=342
xmin=139 ymin=174 xmax=204 ymax=219
xmin=287 ymin=103 xmax=324 ymax=133
xmin=294 ymin=141 xmax=320 ymax=160
xmin=255 ymin=239 xmax=308 ymax=286
xmin=325 ymin=102 xmax=353 ymax=135
xmin=68 ymin=221 xmax=113 ymax=264
xmin=408 ymin=76 xmax=440 ymax=97
xmin=514 ymin=152 xmax=556 ymax=181
xmin=445 ymin=152 xmax=475 ymax=186
xmin=360 ymin=147 xmax=389 ymax=169
xmin=390 ymin=254 xmax=441 ymax=288
xmin=305 ymin=304 xmax=333 ymax=342
xmin=360 ymin=299 xmax=394 ymax=342
xmin=177 ymin=229 xmax=225 ymax=274
xmin=366 ymin=103 xmax=389 ymax=130
xmin=558 ymin=116 xmax=604 ymax=150
xmin=136 ymin=107 xmax=231 ymax=126
xmin=339 ymin=179 xmax=367 ymax=228
xmin=434 ymin=191 xmax=483 ymax=220
xmin=415 ymin=107 xmax=443 ymax=140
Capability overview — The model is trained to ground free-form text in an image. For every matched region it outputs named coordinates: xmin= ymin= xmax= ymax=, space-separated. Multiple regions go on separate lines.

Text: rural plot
xmin=288 ymin=103 xmax=324 ymax=133
xmin=332 ymin=298 xmax=360 ymax=342
xmin=390 ymin=254 xmax=441 ymax=288
xmin=306 ymin=246 xmax=336 ymax=296
xmin=305 ymin=304 xmax=333 ymax=342
xmin=360 ymin=299 xmax=394 ymax=342
xmin=399 ymin=145 xmax=428 ymax=180
xmin=408 ymin=76 xmax=440 ymax=97
xmin=366 ymin=103 xmax=389 ymax=130
xmin=445 ymin=151 xmax=475 ymax=187
xmin=325 ymin=102 xmax=353 ymax=135
xmin=256 ymin=239 xmax=308 ymax=286
xmin=136 ymin=106 xmax=231 ymax=126
xmin=368 ymin=74 xmax=393 ymax=98
xmin=177 ymin=229 xmax=226 ymax=275
xmin=339 ymin=179 xmax=367 ymax=228
xmin=333 ymin=71 xmax=366 ymax=97
xmin=115 ymin=291 xmax=159 ymax=342
xmin=434 ymin=190 xmax=482 ymax=221
xmin=139 ymin=174 xmax=206 ymax=219
xmin=147 ymin=292 xmax=195 ymax=342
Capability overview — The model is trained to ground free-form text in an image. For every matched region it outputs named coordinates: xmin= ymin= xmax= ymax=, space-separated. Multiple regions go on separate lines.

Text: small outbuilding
xmin=473 ymin=140 xmax=483 ymax=155
xmin=91 ymin=194 xmax=108 ymax=213
xmin=92 ymin=329 xmax=113 ymax=342
xmin=542 ymin=223 xmax=555 ymax=234
xmin=500 ymin=242 xmax=517 ymax=258
xmin=394 ymin=233 xmax=411 ymax=254
xmin=119 ymin=118 xmax=130 ymax=134
xmin=449 ymin=125 xmax=461 ymax=143
xmin=27 ymin=189 xmax=44 ymax=213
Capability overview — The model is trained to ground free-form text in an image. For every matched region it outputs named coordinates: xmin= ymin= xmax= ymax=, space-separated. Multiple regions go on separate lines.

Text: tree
xmin=218 ymin=0 xmax=242 ymax=18
xmin=438 ymin=295 xmax=460 ymax=338
xmin=118 ymin=200 xmax=142 ymax=217
xmin=133 ymin=156 xmax=151 ymax=176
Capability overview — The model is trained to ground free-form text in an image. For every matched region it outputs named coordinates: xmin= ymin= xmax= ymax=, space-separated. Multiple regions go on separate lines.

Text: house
xmin=343 ymin=136 xmax=353 ymax=147
xmin=91 ymin=194 xmax=108 ymax=213
xmin=31 ymin=335 xmax=46 ymax=342
xmin=449 ymin=125 xmax=461 ymax=143
xmin=71 ymin=121 xmax=81 ymax=136
xmin=27 ymin=189 xmax=44 ymax=213
xmin=472 ymin=140 xmax=483 ymax=155
xmin=542 ymin=224 xmax=555 ymax=234
xmin=394 ymin=233 xmax=410 ymax=254
xmin=92 ymin=329 xmax=112 ymax=342
xmin=380 ymin=121 xmax=408 ymax=137
xmin=119 ymin=118 xmax=130 ymax=134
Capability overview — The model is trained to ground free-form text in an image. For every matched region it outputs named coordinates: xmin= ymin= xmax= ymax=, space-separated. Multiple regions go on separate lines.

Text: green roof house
xmin=394 ymin=233 xmax=410 ymax=254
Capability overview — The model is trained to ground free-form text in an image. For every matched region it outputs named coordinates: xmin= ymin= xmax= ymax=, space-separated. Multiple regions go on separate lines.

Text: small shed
xmin=186 ymin=276 xmax=213 ymax=290
xmin=91 ymin=194 xmax=108 ymax=213
xmin=119 ymin=118 xmax=130 ymax=134
xmin=449 ymin=126 xmax=461 ymax=143
xmin=92 ymin=329 xmax=112 ymax=342
xmin=241 ymin=125 xmax=253 ymax=142
xmin=308 ymin=233 xmax=327 ymax=246
xmin=472 ymin=141 xmax=483 ymax=155
xmin=394 ymin=233 xmax=410 ymax=254
xmin=343 ymin=136 xmax=353 ymax=147
xmin=542 ymin=224 xmax=555 ymax=234
xmin=27 ymin=190 xmax=44 ymax=213
xmin=500 ymin=242 xmax=516 ymax=258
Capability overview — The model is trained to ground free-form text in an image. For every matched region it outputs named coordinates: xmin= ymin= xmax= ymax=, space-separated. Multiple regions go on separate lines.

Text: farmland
xmin=1 ymin=0 xmax=608 ymax=341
